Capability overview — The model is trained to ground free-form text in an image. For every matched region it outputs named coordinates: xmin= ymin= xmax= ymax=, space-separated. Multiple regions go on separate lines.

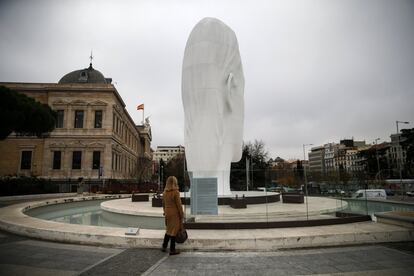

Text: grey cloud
xmin=0 ymin=0 xmax=413 ymax=159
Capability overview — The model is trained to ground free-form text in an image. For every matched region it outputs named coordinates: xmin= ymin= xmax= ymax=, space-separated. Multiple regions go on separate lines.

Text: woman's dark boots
xmin=162 ymin=234 xmax=180 ymax=255
xmin=169 ymin=236 xmax=180 ymax=255
xmin=162 ymin=234 xmax=169 ymax=252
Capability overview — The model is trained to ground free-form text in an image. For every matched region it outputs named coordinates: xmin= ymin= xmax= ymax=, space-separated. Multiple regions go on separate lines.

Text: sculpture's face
xmin=182 ymin=18 xmax=244 ymax=163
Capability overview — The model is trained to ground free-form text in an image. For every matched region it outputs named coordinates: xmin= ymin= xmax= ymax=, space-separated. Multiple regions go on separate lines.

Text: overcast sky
xmin=1 ymin=0 xmax=413 ymax=160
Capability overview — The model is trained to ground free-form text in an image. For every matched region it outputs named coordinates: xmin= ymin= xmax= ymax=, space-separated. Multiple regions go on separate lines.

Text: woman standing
xmin=162 ymin=176 xmax=184 ymax=255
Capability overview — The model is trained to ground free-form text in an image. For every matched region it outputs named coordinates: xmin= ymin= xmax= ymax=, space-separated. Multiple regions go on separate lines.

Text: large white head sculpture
xmin=182 ymin=17 xmax=244 ymax=195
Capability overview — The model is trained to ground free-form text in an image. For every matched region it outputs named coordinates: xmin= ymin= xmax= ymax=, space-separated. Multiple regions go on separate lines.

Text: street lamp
xmin=303 ymin=143 xmax=313 ymax=220
xmin=251 ymin=158 xmax=255 ymax=190
xmin=246 ymin=155 xmax=250 ymax=191
xmin=374 ymin=138 xmax=380 ymax=183
xmin=160 ymin=164 xmax=164 ymax=191
xmin=396 ymin=120 xmax=410 ymax=197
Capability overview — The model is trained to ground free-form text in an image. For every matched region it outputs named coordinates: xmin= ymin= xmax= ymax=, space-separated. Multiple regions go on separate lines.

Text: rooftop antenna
xmin=89 ymin=50 xmax=93 ymax=67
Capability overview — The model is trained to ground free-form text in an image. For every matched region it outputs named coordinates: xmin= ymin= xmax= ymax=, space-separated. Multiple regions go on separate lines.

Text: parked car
xmin=352 ymin=189 xmax=387 ymax=200
xmin=406 ymin=191 xmax=414 ymax=197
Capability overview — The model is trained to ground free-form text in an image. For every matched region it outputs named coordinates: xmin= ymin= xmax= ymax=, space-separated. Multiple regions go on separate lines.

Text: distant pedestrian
xmin=161 ymin=176 xmax=184 ymax=255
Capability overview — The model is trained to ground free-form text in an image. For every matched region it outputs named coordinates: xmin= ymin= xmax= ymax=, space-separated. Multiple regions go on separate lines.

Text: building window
xmin=56 ymin=110 xmax=64 ymax=128
xmin=53 ymin=151 xmax=61 ymax=170
xmin=94 ymin=110 xmax=102 ymax=128
xmin=92 ymin=151 xmax=101 ymax=169
xmin=72 ymin=151 xmax=82 ymax=169
xmin=74 ymin=110 xmax=84 ymax=128
xmin=20 ymin=151 xmax=32 ymax=170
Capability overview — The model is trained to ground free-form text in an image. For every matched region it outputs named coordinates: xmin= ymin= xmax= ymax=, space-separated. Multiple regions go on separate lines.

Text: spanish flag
xmin=137 ymin=103 xmax=144 ymax=110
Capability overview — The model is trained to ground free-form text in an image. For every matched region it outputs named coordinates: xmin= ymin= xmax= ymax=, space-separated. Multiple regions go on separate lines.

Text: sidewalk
xmin=141 ymin=247 xmax=414 ymax=276
xmin=1 ymin=230 xmax=413 ymax=276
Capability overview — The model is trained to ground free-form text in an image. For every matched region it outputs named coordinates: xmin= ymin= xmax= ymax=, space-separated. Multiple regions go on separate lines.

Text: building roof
xmin=156 ymin=145 xmax=185 ymax=149
xmin=58 ymin=63 xmax=111 ymax=84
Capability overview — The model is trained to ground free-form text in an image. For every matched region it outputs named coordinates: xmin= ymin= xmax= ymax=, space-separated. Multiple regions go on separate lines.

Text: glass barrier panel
xmin=160 ymin=165 xmax=414 ymax=228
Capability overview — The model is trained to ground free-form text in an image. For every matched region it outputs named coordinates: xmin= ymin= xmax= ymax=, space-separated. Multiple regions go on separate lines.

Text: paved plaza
xmin=1 ymin=195 xmax=413 ymax=275
xmin=0 ymin=230 xmax=413 ymax=276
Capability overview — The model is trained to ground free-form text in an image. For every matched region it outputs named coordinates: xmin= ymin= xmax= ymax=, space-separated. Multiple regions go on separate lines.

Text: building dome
xmin=58 ymin=63 xmax=111 ymax=84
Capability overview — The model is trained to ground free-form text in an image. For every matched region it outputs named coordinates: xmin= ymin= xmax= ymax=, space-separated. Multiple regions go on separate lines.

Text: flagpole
xmin=137 ymin=104 xmax=145 ymax=125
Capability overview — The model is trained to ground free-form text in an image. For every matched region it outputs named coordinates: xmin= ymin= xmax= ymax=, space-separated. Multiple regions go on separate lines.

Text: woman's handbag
xmin=176 ymin=228 xmax=188 ymax=243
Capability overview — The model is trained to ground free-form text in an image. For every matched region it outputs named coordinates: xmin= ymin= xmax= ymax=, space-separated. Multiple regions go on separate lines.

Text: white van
xmin=353 ymin=189 xmax=387 ymax=200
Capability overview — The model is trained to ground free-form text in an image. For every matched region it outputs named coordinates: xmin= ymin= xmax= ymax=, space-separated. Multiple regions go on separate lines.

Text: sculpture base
xmin=182 ymin=191 xmax=280 ymax=205
xmin=281 ymin=193 xmax=305 ymax=204
xmin=138 ymin=191 xmax=281 ymax=207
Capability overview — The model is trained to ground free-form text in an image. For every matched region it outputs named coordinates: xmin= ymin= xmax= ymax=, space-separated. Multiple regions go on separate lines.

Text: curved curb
xmin=0 ymin=195 xmax=413 ymax=250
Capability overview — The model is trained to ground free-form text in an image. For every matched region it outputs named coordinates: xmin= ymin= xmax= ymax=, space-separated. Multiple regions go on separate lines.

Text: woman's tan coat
xmin=163 ymin=189 xmax=184 ymax=236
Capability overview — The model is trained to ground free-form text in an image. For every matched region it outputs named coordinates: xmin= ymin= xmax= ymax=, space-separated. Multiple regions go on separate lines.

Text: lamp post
xmin=157 ymin=161 xmax=161 ymax=191
xmin=159 ymin=158 xmax=165 ymax=192
xmin=246 ymin=155 xmax=250 ymax=191
xmin=374 ymin=138 xmax=380 ymax=184
xmin=160 ymin=163 xmax=164 ymax=191
xmin=303 ymin=143 xmax=313 ymax=220
xmin=251 ymin=159 xmax=254 ymax=190
xmin=396 ymin=120 xmax=410 ymax=197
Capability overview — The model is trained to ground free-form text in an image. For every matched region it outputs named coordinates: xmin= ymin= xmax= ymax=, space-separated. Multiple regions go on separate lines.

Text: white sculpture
xmin=182 ymin=18 xmax=244 ymax=195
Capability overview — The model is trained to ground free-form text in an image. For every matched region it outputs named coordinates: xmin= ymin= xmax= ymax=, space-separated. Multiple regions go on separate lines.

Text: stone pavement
xmin=0 ymin=230 xmax=122 ymax=276
xmin=0 ymin=230 xmax=413 ymax=276
xmin=145 ymin=247 xmax=414 ymax=276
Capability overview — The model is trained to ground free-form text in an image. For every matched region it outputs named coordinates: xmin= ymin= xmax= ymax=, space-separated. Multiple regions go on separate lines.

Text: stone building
xmin=0 ymin=63 xmax=152 ymax=181
xmin=334 ymin=140 xmax=367 ymax=173
xmin=308 ymin=146 xmax=325 ymax=173
xmin=324 ymin=143 xmax=339 ymax=172
xmin=153 ymin=145 xmax=185 ymax=163
xmin=312 ymin=140 xmax=368 ymax=175
xmin=388 ymin=133 xmax=407 ymax=176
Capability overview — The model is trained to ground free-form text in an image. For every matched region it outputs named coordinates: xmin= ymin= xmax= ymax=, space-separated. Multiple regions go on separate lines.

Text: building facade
xmin=308 ymin=146 xmax=325 ymax=173
xmin=388 ymin=133 xmax=407 ymax=175
xmin=310 ymin=140 xmax=368 ymax=175
xmin=336 ymin=141 xmax=367 ymax=173
xmin=0 ymin=63 xmax=152 ymax=180
xmin=344 ymin=149 xmax=363 ymax=172
xmin=153 ymin=145 xmax=185 ymax=163
xmin=324 ymin=143 xmax=338 ymax=172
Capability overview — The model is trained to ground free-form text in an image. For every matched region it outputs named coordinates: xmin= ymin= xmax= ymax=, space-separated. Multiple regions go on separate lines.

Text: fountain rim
xmin=0 ymin=194 xmax=409 ymax=250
